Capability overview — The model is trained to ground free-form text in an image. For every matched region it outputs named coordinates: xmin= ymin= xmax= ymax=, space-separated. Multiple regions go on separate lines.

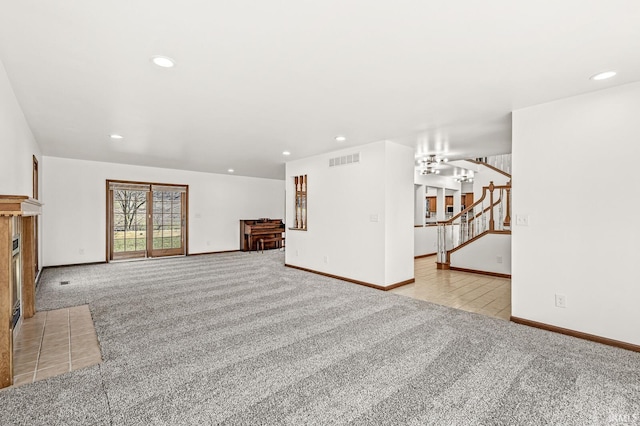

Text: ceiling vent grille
xmin=329 ymin=152 xmax=360 ymax=168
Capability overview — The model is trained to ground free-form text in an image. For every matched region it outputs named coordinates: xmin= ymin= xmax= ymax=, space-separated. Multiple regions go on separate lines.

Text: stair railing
xmin=437 ymin=181 xmax=511 ymax=265
xmin=474 ymin=154 xmax=512 ymax=175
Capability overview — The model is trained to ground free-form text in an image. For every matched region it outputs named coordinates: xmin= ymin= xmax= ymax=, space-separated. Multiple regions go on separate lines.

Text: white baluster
xmin=498 ymin=189 xmax=504 ymax=230
xmin=437 ymin=224 xmax=444 ymax=263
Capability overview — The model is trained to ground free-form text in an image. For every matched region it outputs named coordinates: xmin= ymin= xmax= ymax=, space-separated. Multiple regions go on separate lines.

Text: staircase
xmin=436 ymin=158 xmax=512 ymax=277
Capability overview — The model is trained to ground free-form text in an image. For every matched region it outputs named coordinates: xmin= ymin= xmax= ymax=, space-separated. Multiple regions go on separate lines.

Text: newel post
xmin=504 ymin=181 xmax=511 ymax=228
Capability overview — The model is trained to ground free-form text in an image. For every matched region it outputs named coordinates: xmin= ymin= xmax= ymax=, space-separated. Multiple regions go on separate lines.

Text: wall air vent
xmin=329 ymin=152 xmax=360 ymax=167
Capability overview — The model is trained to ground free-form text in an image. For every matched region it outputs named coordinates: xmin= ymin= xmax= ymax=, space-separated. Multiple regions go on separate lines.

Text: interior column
xmin=0 ymin=216 xmax=13 ymax=388
xmin=21 ymin=216 xmax=36 ymax=318
xmin=436 ymin=187 xmax=446 ymax=221
xmin=414 ymin=184 xmax=426 ymax=226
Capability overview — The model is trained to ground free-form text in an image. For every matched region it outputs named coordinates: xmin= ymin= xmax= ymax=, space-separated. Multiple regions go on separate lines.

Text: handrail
xmin=436 ymin=180 xmax=512 ymax=267
xmin=467 ymin=158 xmax=512 ymax=178
xmin=445 ymin=187 xmax=489 ymax=224
xmin=472 ymin=196 xmax=502 ymax=221
xmin=445 ymin=181 xmax=511 ymax=225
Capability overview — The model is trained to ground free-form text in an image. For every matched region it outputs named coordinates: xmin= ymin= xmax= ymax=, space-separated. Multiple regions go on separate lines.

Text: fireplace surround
xmin=0 ymin=195 xmax=41 ymax=389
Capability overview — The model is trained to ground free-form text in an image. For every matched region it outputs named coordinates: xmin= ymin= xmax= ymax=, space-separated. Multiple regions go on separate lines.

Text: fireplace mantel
xmin=0 ymin=195 xmax=42 ymax=216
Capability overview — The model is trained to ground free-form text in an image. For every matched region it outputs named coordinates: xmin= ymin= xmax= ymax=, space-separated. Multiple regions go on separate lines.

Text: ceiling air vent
xmin=329 ymin=152 xmax=360 ymax=168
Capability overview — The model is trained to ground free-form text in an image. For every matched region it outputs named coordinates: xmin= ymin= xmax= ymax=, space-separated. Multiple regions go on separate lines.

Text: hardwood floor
xmin=391 ymin=255 xmax=511 ymax=320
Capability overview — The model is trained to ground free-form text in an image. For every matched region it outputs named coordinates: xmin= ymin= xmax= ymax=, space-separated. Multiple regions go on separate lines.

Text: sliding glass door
xmin=112 ymin=188 xmax=148 ymax=259
xmin=150 ymin=188 xmax=185 ymax=257
xmin=108 ymin=181 xmax=187 ymax=261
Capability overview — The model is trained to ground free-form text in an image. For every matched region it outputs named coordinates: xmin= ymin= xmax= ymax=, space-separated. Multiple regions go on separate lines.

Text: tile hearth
xmin=11 ymin=305 xmax=101 ymax=387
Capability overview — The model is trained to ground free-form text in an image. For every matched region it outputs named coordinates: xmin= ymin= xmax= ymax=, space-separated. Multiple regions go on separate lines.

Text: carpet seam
xmin=97 ymin=363 xmax=114 ymax=426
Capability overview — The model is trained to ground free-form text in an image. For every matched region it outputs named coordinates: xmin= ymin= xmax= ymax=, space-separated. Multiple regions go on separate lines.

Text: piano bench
xmin=257 ymin=236 xmax=285 ymax=253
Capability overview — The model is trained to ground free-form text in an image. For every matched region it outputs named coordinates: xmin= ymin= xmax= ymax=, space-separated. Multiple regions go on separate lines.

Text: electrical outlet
xmin=496 ymin=255 xmax=503 ymax=264
xmin=370 ymin=214 xmax=379 ymax=222
xmin=79 ymin=248 xmax=85 ymax=255
xmin=516 ymin=215 xmax=529 ymax=226
xmin=555 ymin=294 xmax=567 ymax=308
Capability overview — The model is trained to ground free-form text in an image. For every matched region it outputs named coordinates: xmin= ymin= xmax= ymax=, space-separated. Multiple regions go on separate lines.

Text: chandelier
xmin=421 ymin=168 xmax=440 ymax=175
xmin=421 ymin=155 xmax=447 ymax=166
xmin=418 ymin=155 xmax=447 ymax=175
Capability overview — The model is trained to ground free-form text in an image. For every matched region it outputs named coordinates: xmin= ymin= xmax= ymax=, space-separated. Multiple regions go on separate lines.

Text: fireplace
xmin=0 ymin=195 xmax=42 ymax=389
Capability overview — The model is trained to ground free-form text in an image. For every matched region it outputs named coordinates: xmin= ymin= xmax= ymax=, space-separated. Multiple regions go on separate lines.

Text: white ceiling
xmin=1 ymin=1 xmax=639 ymax=179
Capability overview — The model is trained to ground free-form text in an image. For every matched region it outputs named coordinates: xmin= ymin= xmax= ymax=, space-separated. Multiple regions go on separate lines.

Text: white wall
xmin=0 ymin=59 xmax=41 ymax=196
xmin=285 ymin=140 xmax=414 ymax=287
xmin=461 ymin=182 xmax=474 ymax=194
xmin=415 ymin=226 xmax=438 ymax=257
xmin=0 ymin=59 xmax=43 ymax=272
xmin=512 ymin=81 xmax=640 ymax=346
xmin=414 ymin=173 xmax=461 ymax=190
xmin=42 ymin=156 xmax=284 ymax=266
xmin=384 ymin=141 xmax=415 ymax=285
xmin=449 ymin=234 xmax=511 ymax=275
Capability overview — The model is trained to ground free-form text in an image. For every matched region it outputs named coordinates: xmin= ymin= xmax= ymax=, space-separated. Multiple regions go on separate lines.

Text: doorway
xmin=33 ymin=155 xmax=39 ymax=276
xmin=107 ymin=181 xmax=188 ymax=261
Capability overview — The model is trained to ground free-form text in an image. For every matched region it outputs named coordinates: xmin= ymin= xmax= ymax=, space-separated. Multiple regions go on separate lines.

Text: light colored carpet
xmin=1 ymin=251 xmax=639 ymax=425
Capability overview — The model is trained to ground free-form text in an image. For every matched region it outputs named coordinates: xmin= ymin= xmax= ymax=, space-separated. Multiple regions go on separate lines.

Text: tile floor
xmin=11 ymin=305 xmax=102 ymax=387
xmin=391 ymin=255 xmax=511 ymax=320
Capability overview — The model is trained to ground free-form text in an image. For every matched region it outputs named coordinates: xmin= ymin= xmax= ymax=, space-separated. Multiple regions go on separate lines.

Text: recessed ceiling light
xmin=110 ymin=134 xmax=123 ymax=140
xmin=152 ymin=56 xmax=176 ymax=68
xmin=590 ymin=71 xmax=616 ymax=81
xmin=335 ymin=135 xmax=347 ymax=142
xmin=227 ymin=168 xmax=235 ymax=173
xmin=282 ymin=151 xmax=291 ymax=156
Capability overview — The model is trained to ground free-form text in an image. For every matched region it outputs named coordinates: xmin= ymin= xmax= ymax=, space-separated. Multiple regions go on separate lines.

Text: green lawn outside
xmin=113 ymin=230 xmax=181 ymax=252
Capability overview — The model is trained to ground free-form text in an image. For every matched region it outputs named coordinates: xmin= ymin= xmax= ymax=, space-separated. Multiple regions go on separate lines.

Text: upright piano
xmin=240 ymin=219 xmax=285 ymax=251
